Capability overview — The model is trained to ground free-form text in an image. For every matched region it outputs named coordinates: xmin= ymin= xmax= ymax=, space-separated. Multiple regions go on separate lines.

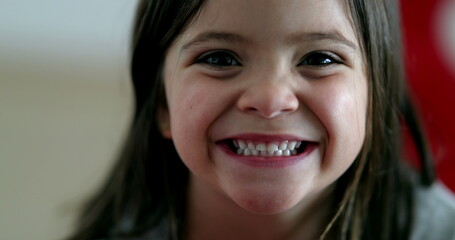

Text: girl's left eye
xmin=299 ymin=51 xmax=342 ymax=67
xmin=195 ymin=50 xmax=241 ymax=68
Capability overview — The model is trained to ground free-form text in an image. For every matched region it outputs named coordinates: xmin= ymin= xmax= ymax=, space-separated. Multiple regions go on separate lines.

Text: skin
xmin=160 ymin=0 xmax=367 ymax=238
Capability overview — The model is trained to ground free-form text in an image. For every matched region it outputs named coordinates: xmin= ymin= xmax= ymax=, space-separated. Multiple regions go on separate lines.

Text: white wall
xmin=0 ymin=1 xmax=137 ymax=239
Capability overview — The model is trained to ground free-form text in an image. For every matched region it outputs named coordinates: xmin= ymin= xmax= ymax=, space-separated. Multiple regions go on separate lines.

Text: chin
xmin=232 ymin=191 xmax=304 ymax=215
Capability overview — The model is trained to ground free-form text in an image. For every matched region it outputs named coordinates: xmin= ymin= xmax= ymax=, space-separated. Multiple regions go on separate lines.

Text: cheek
xmin=169 ymin=82 xmax=228 ymax=138
xmin=168 ymin=84 xmax=212 ymax=147
xmin=166 ymin=76 xmax=234 ymax=168
xmin=166 ymin=84 xmax=214 ymax=179
xmin=307 ymin=74 xmax=368 ymax=169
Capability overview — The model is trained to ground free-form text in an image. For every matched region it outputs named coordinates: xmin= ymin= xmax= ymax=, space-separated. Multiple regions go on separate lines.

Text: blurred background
xmin=0 ymin=0 xmax=454 ymax=240
xmin=401 ymin=0 xmax=455 ymax=192
xmin=0 ymin=1 xmax=136 ymax=239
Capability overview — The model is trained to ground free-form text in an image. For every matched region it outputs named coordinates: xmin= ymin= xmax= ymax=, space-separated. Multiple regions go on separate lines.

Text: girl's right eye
xmin=195 ymin=50 xmax=241 ymax=68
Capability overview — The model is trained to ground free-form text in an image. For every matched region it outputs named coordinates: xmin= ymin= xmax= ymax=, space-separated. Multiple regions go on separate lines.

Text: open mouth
xmin=223 ymin=139 xmax=313 ymax=157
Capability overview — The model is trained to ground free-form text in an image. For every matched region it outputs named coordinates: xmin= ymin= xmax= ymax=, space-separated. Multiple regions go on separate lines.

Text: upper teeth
xmin=233 ymin=140 xmax=302 ymax=157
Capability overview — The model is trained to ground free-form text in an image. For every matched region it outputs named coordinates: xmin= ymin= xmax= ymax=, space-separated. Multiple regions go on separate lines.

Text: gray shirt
xmin=115 ymin=182 xmax=455 ymax=240
xmin=411 ymin=182 xmax=455 ymax=240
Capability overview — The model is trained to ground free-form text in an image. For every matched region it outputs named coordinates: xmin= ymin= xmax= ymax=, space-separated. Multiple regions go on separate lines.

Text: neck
xmin=184 ymin=176 xmax=335 ymax=240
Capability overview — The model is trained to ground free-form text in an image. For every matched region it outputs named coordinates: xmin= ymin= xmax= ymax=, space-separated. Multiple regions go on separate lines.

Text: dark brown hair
xmin=321 ymin=0 xmax=435 ymax=239
xmin=66 ymin=0 xmax=434 ymax=239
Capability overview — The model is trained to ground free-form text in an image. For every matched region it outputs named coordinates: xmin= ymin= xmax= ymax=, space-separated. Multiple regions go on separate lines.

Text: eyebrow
xmin=181 ymin=32 xmax=248 ymax=51
xmin=180 ymin=31 xmax=359 ymax=52
xmin=295 ymin=32 xmax=359 ymax=52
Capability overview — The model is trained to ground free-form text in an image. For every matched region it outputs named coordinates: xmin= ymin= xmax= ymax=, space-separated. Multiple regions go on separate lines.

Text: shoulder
xmin=411 ymin=181 xmax=455 ymax=240
xmin=99 ymin=218 xmax=171 ymax=240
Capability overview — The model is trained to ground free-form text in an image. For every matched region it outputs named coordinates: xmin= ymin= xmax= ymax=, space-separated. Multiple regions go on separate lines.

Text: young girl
xmin=67 ymin=0 xmax=455 ymax=239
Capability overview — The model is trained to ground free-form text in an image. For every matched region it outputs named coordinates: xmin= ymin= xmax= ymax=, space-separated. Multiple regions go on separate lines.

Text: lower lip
xmin=218 ymin=143 xmax=318 ymax=168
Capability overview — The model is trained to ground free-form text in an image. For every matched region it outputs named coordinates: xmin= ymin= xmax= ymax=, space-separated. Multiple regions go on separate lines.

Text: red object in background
xmin=401 ymin=0 xmax=455 ymax=192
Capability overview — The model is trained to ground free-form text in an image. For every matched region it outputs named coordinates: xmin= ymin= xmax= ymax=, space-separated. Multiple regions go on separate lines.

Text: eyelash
xmin=194 ymin=50 xmax=343 ymax=68
xmin=299 ymin=51 xmax=343 ymax=67
xmin=195 ymin=50 xmax=241 ymax=68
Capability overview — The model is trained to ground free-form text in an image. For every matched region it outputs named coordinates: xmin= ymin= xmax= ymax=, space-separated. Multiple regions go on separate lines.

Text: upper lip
xmin=216 ymin=133 xmax=314 ymax=143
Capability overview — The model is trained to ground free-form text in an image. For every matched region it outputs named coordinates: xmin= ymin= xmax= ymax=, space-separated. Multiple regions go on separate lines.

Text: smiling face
xmin=161 ymin=0 xmax=367 ymax=214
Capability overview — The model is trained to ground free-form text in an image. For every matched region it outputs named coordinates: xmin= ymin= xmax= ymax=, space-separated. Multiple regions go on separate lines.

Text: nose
xmin=237 ymin=75 xmax=299 ymax=118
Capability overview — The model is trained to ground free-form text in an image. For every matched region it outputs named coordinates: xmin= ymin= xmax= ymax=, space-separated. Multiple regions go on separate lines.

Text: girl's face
xmin=162 ymin=0 xmax=367 ymax=214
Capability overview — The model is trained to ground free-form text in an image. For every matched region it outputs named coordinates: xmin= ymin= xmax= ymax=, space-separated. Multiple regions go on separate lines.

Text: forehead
xmin=179 ymin=0 xmax=356 ymax=48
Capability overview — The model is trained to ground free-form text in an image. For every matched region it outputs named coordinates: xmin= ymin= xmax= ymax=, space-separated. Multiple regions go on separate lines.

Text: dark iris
xmin=197 ymin=51 xmax=240 ymax=68
xmin=300 ymin=52 xmax=341 ymax=67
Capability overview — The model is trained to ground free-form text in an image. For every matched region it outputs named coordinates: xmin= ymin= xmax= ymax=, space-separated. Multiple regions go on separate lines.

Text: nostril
xmin=237 ymin=83 xmax=299 ymax=118
xmin=239 ymin=103 xmax=298 ymax=118
xmin=246 ymin=107 xmax=257 ymax=112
